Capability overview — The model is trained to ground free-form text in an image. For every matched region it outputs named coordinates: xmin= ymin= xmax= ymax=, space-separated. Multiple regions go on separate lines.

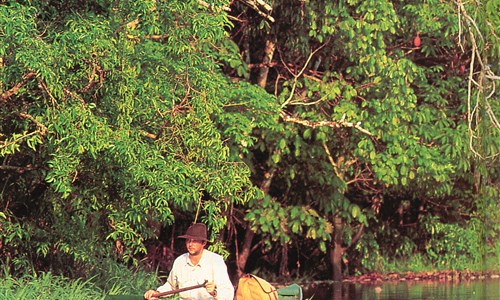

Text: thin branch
xmin=0 ymin=165 xmax=37 ymax=171
xmin=80 ymin=61 xmax=104 ymax=94
xmin=144 ymin=34 xmax=168 ymax=40
xmin=323 ymin=143 xmax=374 ymax=188
xmin=280 ymin=41 xmax=330 ymax=108
xmin=345 ymin=177 xmax=374 ymax=186
xmin=140 ymin=130 xmax=157 ymax=140
xmin=0 ymin=113 xmax=47 ymax=152
xmin=0 ymin=72 xmax=37 ymax=102
xmin=322 ymin=143 xmax=342 ymax=180
xmin=38 ymin=79 xmax=57 ymax=106
xmin=349 ymin=224 xmax=365 ymax=247
xmin=63 ymin=88 xmax=86 ymax=105
xmin=0 ymin=131 xmax=38 ymax=150
xmin=19 ymin=112 xmax=47 ymax=136
xmin=281 ymin=111 xmax=373 ymax=136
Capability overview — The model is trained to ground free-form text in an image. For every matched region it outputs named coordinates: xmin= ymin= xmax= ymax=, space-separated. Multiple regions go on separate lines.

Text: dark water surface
xmin=302 ymin=278 xmax=500 ymax=300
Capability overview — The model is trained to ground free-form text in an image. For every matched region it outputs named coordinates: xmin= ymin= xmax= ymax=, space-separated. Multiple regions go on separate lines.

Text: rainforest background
xmin=0 ymin=0 xmax=499 ymax=295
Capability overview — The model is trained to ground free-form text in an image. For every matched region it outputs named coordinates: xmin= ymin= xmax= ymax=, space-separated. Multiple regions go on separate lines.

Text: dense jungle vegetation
xmin=1 ymin=0 xmax=499 ymax=292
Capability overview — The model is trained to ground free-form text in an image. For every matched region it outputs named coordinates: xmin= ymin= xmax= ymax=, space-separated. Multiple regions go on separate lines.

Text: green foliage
xmin=216 ymin=80 xmax=281 ymax=156
xmin=422 ymin=216 xmax=484 ymax=269
xmin=245 ymin=195 xmax=333 ymax=252
xmin=90 ymin=261 xmax=160 ymax=296
xmin=352 ymin=231 xmax=383 ymax=274
xmin=0 ymin=272 xmax=103 ymax=300
xmin=1 ymin=0 xmax=498 ymax=281
xmin=227 ymin=0 xmax=498 ymax=278
xmin=1 ymin=0 xmax=270 ymax=277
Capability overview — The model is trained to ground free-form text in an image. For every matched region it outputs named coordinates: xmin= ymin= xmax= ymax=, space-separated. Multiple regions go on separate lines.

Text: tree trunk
xmin=279 ymin=245 xmax=290 ymax=278
xmin=256 ymin=35 xmax=276 ymax=88
xmin=330 ymin=216 xmax=344 ymax=281
xmin=236 ymin=226 xmax=255 ymax=278
xmin=236 ymin=167 xmax=276 ymax=278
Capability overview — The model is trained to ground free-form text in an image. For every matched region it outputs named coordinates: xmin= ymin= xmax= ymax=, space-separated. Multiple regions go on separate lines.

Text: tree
xmin=227 ymin=0 xmax=499 ymax=280
xmin=0 ymin=0 xmax=271 ymax=276
xmin=1 ymin=0 xmax=497 ymax=282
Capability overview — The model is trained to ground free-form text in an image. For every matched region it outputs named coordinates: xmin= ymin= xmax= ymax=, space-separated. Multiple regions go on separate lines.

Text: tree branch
xmin=279 ymin=41 xmax=330 ymax=107
xmin=238 ymin=0 xmax=274 ymax=23
xmin=322 ymin=142 xmax=343 ymax=180
xmin=0 ymin=72 xmax=37 ymax=103
xmin=80 ymin=61 xmax=104 ymax=94
xmin=0 ymin=165 xmax=37 ymax=172
xmin=19 ymin=112 xmax=48 ymax=136
xmin=0 ymin=113 xmax=47 ymax=153
xmin=280 ymin=111 xmax=373 ymax=136
xmin=349 ymin=224 xmax=365 ymax=247
xmin=140 ymin=130 xmax=158 ymax=140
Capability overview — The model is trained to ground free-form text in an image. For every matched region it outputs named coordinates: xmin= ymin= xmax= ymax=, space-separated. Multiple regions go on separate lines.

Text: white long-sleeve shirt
xmin=157 ymin=250 xmax=234 ymax=300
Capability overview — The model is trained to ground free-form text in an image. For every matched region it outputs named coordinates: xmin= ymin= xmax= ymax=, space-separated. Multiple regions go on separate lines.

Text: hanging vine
xmin=457 ymin=0 xmax=499 ymax=160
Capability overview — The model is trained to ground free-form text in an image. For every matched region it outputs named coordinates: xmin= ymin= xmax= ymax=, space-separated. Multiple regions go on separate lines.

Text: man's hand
xmin=205 ymin=281 xmax=217 ymax=298
xmin=144 ymin=289 xmax=159 ymax=300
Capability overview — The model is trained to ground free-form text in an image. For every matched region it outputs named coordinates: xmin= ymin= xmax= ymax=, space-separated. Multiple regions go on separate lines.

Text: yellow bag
xmin=235 ymin=274 xmax=279 ymax=300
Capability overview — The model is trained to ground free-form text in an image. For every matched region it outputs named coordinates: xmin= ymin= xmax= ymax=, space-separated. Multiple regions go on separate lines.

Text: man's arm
xmin=144 ymin=278 xmax=174 ymax=299
xmin=144 ymin=257 xmax=179 ymax=299
xmin=212 ymin=256 xmax=234 ymax=300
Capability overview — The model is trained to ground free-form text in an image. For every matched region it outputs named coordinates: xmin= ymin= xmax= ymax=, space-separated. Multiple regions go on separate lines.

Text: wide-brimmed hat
xmin=178 ymin=223 xmax=208 ymax=241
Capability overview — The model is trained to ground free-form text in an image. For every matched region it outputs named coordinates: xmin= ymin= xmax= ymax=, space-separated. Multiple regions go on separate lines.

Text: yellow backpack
xmin=235 ymin=274 xmax=279 ymax=300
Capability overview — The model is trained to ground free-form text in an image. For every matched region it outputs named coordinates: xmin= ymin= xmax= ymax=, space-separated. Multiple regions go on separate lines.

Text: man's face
xmin=185 ymin=239 xmax=205 ymax=256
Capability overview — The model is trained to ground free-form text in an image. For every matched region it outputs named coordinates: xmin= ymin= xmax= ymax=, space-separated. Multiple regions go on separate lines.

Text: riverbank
xmin=301 ymin=275 xmax=500 ymax=300
xmin=275 ymin=269 xmax=500 ymax=289
xmin=342 ymin=270 xmax=500 ymax=284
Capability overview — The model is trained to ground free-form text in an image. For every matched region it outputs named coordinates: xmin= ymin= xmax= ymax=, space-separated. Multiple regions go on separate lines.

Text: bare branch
xmin=322 ymin=142 xmax=342 ymax=180
xmin=350 ymin=224 xmax=365 ymax=247
xmin=140 ymin=130 xmax=158 ymax=140
xmin=80 ymin=61 xmax=104 ymax=94
xmin=323 ymin=143 xmax=374 ymax=187
xmin=144 ymin=34 xmax=168 ymax=40
xmin=239 ymin=0 xmax=274 ymax=23
xmin=280 ymin=111 xmax=373 ymax=136
xmin=0 ymin=165 xmax=37 ymax=171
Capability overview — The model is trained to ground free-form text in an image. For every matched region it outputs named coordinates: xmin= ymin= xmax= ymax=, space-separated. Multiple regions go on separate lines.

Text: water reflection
xmin=303 ymin=278 xmax=500 ymax=300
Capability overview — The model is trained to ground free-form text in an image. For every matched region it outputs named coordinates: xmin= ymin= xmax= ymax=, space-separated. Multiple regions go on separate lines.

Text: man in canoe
xmin=144 ymin=223 xmax=234 ymax=300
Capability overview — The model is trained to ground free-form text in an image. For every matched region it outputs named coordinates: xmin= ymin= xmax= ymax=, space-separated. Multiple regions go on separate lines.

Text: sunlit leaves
xmin=225 ymin=0 xmax=498 ymax=276
xmin=245 ymin=197 xmax=332 ymax=250
xmin=0 ymin=0 xmax=267 ymax=273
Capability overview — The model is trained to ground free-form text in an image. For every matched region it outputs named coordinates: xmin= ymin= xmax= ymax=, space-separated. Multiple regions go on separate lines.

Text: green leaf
xmin=351 ymin=205 xmax=360 ymax=219
xmin=271 ymin=153 xmax=281 ymax=164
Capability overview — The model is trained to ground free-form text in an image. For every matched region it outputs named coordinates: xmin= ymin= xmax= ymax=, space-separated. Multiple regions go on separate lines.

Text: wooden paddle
xmin=151 ymin=280 xmax=208 ymax=299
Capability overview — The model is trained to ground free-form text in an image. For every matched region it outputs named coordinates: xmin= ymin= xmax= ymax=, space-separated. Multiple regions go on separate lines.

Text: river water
xmin=302 ymin=278 xmax=500 ymax=300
